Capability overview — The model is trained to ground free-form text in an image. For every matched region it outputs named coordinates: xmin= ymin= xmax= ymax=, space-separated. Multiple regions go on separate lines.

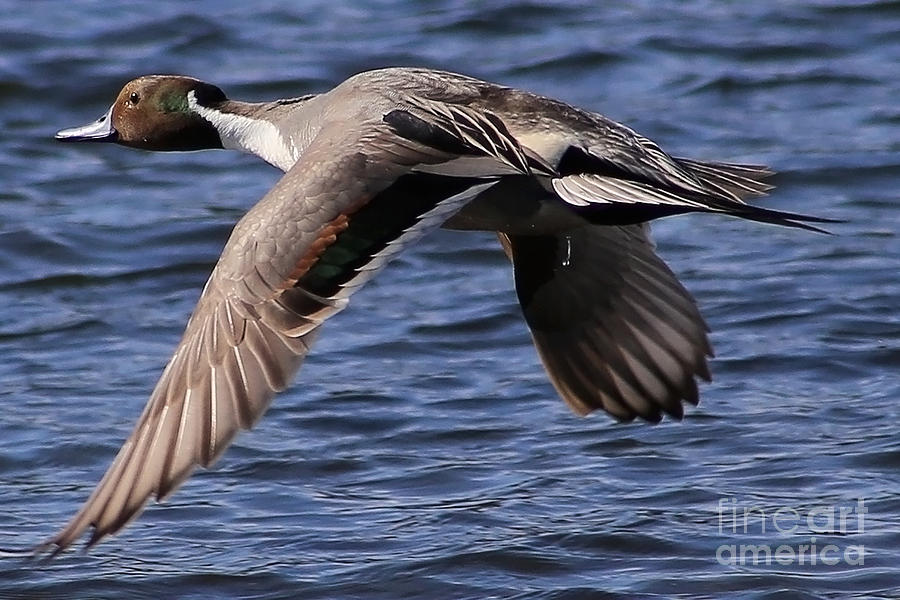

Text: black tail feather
xmin=704 ymin=197 xmax=843 ymax=234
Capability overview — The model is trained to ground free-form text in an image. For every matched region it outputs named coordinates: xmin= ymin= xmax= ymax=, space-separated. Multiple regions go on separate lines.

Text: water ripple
xmin=1 ymin=1 xmax=897 ymax=598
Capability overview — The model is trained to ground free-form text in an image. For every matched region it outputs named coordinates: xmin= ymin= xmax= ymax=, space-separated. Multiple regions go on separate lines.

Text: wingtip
xmin=28 ymin=529 xmax=107 ymax=562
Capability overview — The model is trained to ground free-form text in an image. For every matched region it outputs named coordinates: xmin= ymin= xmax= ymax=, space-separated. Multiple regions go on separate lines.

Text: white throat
xmin=187 ymin=91 xmax=296 ymax=172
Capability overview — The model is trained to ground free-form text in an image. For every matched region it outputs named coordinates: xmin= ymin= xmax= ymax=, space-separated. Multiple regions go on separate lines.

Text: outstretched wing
xmin=502 ymin=224 xmax=712 ymax=422
xmin=38 ymin=114 xmax=522 ymax=556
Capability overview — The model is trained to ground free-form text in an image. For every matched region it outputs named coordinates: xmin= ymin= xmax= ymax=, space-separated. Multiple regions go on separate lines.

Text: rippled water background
xmin=1 ymin=1 xmax=898 ymax=598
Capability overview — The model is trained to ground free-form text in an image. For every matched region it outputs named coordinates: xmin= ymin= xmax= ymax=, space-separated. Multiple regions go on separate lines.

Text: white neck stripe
xmin=187 ymin=91 xmax=296 ymax=172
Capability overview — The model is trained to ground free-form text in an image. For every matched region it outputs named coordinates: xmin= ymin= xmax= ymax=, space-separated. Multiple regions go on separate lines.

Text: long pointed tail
xmin=676 ymin=158 xmax=841 ymax=233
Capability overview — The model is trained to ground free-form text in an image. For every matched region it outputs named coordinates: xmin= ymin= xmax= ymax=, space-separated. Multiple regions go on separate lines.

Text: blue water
xmin=1 ymin=1 xmax=898 ymax=598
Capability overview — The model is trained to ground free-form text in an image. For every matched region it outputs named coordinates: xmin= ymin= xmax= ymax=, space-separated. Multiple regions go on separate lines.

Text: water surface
xmin=1 ymin=1 xmax=898 ymax=598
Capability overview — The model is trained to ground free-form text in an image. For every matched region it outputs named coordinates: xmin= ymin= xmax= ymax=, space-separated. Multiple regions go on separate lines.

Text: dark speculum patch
xmin=295 ymin=173 xmax=484 ymax=299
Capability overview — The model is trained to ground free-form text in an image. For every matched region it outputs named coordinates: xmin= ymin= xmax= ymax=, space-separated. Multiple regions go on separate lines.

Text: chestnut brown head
xmin=56 ymin=75 xmax=226 ymax=151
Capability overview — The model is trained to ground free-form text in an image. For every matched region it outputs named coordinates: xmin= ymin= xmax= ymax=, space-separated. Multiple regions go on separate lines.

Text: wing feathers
xmin=553 ymin=143 xmax=833 ymax=231
xmin=40 ymin=116 xmax=506 ymax=555
xmin=554 ymin=173 xmax=713 ymax=210
xmin=675 ymin=158 xmax=774 ymax=199
xmin=387 ymin=97 xmax=556 ymax=176
xmin=506 ymin=225 xmax=712 ymax=422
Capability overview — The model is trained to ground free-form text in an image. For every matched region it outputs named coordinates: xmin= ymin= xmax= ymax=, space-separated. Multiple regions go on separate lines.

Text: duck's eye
xmin=128 ymin=92 xmax=140 ymax=106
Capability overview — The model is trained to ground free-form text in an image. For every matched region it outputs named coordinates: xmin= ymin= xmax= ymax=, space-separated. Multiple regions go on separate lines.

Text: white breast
xmin=188 ymin=91 xmax=297 ymax=171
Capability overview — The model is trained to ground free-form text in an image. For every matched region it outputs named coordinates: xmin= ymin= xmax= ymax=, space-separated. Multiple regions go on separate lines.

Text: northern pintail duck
xmin=40 ymin=67 xmax=830 ymax=555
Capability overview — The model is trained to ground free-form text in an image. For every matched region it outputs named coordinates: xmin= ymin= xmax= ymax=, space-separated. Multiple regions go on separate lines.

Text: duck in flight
xmin=39 ymin=67 xmax=831 ymax=556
